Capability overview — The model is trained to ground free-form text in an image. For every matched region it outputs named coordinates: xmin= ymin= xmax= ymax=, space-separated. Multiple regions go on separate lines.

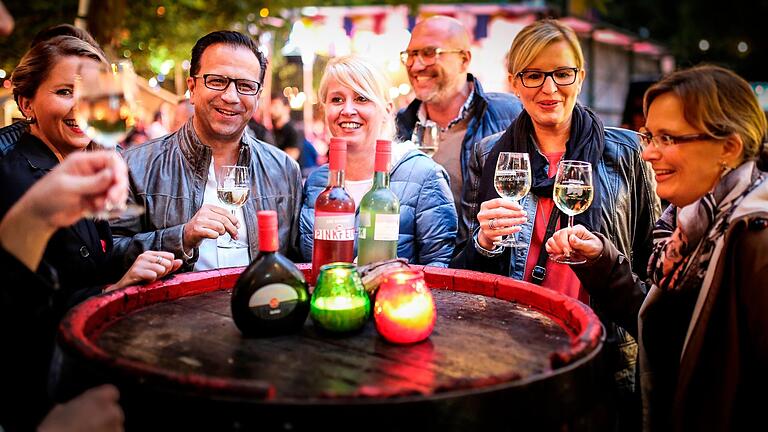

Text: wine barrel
xmin=57 ymin=265 xmax=609 ymax=431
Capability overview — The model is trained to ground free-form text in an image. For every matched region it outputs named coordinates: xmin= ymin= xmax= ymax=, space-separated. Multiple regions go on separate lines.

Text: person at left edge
xmin=111 ymin=31 xmax=303 ymax=270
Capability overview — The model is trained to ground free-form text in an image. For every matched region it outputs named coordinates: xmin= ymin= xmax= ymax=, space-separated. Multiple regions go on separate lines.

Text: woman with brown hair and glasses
xmin=547 ymin=64 xmax=768 ymax=431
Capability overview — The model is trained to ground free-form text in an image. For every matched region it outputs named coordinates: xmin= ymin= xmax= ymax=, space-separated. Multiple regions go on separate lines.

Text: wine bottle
xmin=231 ymin=210 xmax=310 ymax=336
xmin=311 ymin=137 xmax=356 ymax=282
xmin=358 ymin=139 xmax=400 ymax=266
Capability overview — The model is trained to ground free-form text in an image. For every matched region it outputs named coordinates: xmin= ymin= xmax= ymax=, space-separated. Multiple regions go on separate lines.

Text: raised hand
xmin=0 ymin=151 xmax=128 ymax=270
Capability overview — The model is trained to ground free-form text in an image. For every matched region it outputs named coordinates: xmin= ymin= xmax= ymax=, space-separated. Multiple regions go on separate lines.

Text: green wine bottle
xmin=358 ymin=140 xmax=400 ymax=266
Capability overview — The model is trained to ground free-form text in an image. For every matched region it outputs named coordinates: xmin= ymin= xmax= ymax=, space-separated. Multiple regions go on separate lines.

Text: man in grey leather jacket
xmin=111 ymin=31 xmax=302 ymax=272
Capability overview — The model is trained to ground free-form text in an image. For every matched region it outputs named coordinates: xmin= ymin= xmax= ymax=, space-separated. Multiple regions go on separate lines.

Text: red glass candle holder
xmin=373 ymin=269 xmax=436 ymax=344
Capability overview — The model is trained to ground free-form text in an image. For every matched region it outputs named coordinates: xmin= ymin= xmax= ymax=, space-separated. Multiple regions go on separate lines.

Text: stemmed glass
xmin=216 ymin=165 xmax=250 ymax=249
xmin=493 ymin=152 xmax=531 ymax=247
xmin=74 ymin=60 xmax=144 ymax=218
xmin=411 ymin=120 xmax=439 ymax=157
xmin=550 ymin=160 xmax=594 ymax=264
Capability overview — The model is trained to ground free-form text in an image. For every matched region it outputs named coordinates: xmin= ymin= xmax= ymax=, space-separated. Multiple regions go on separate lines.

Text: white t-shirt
xmin=195 ymin=161 xmax=250 ymax=270
xmin=345 ymin=178 xmax=374 ymax=210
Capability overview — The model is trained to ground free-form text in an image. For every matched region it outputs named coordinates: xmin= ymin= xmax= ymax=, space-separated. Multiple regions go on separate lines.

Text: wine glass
xmin=74 ymin=60 xmax=144 ymax=218
xmin=411 ymin=120 xmax=439 ymax=157
xmin=493 ymin=152 xmax=531 ymax=247
xmin=550 ymin=160 xmax=594 ymax=264
xmin=216 ymin=165 xmax=250 ymax=249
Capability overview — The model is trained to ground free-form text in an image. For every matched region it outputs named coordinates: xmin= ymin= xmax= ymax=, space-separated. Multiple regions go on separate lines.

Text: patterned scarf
xmin=648 ymin=161 xmax=764 ymax=292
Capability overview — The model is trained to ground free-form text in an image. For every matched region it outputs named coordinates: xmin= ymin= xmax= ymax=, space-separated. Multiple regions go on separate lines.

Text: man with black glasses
xmin=111 ymin=31 xmax=303 ymax=271
xmin=395 ymin=16 xmax=521 ymax=253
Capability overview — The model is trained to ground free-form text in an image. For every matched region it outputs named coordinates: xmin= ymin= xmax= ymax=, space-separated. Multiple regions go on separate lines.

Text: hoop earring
xmin=720 ymin=161 xmax=733 ymax=176
xmin=26 ymin=116 xmax=36 ymax=124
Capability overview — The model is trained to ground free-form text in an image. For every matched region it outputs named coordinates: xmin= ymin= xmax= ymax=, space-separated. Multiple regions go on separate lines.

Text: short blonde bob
xmin=506 ymin=19 xmax=584 ymax=77
xmin=318 ymin=55 xmax=394 ymax=140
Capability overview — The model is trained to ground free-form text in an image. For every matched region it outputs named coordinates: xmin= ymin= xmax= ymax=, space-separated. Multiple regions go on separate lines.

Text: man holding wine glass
xmin=111 ymin=31 xmax=303 ymax=271
xmin=395 ymin=16 xmax=522 ymax=250
xmin=460 ymin=19 xmax=660 ymax=430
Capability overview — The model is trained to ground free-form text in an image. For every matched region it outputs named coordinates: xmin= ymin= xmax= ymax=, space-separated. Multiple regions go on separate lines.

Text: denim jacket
xmin=460 ymin=126 xmax=660 ymax=281
xmin=110 ymin=120 xmax=304 ymax=270
xmin=299 ymin=146 xmax=457 ymax=267
xmin=459 ymin=126 xmax=661 ymax=408
xmin=395 ymin=74 xmax=522 ymax=249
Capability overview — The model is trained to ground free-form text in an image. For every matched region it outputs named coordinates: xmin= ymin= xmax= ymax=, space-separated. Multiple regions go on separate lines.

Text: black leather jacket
xmin=111 ymin=120 xmax=303 ymax=271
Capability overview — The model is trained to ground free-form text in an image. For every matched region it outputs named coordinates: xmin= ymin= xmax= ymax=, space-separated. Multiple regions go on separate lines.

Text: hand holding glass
xmin=550 ymin=160 xmax=594 ymax=264
xmin=74 ymin=60 xmax=143 ymax=219
xmin=216 ymin=165 xmax=249 ymax=249
xmin=492 ymin=152 xmax=531 ymax=248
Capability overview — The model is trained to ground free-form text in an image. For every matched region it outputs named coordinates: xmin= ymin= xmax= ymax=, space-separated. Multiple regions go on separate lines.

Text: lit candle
xmin=374 ymin=269 xmax=436 ymax=344
xmin=310 ymin=295 xmax=369 ymax=333
xmin=310 ymin=263 xmax=371 ymax=333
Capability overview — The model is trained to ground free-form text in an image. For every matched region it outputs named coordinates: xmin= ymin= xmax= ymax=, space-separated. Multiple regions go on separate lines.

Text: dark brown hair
xmin=12 ymin=35 xmax=108 ymax=109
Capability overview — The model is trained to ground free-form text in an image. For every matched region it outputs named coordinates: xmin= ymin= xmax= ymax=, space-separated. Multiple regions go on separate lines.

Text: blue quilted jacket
xmin=299 ymin=146 xmax=457 ymax=267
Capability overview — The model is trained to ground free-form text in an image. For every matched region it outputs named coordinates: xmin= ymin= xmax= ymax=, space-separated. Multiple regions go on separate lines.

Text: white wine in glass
xmin=550 ymin=160 xmax=594 ymax=264
xmin=75 ymin=60 xmax=137 ymax=150
xmin=493 ymin=152 xmax=531 ymax=248
xmin=75 ymin=60 xmax=143 ymax=219
xmin=411 ymin=120 xmax=439 ymax=157
xmin=217 ymin=165 xmax=250 ymax=249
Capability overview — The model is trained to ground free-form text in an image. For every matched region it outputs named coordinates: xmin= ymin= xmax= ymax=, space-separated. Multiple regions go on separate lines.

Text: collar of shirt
xmin=416 ymin=82 xmax=476 ymax=133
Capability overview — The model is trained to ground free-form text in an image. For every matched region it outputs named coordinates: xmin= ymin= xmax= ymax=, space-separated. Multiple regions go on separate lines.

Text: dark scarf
xmin=481 ymin=103 xmax=605 ymax=232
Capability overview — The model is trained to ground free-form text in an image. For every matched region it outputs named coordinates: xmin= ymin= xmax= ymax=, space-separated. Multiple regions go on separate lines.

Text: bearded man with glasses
xmin=111 ymin=31 xmax=303 ymax=272
xmin=395 ymin=16 xmax=522 ymax=254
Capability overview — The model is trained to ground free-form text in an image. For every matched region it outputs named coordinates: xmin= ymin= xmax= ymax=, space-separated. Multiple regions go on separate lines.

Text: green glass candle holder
xmin=310 ymin=263 xmax=370 ymax=333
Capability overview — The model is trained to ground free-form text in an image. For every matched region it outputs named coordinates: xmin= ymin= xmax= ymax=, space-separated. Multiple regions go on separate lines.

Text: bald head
xmin=411 ymin=16 xmax=471 ymax=51
xmin=405 ymin=15 xmax=472 ymax=106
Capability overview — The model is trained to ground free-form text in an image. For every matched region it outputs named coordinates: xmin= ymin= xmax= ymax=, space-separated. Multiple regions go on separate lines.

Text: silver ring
xmin=489 ymin=218 xmax=497 ymax=230
xmin=155 ymin=256 xmax=163 ymax=265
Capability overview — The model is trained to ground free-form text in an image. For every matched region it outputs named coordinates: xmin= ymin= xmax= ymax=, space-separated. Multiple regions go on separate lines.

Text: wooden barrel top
xmin=57 ymin=265 xmax=606 ymax=430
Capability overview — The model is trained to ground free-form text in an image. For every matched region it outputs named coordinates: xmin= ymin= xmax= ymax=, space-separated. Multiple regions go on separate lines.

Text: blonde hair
xmin=318 ymin=55 xmax=394 ymax=140
xmin=506 ymin=19 xmax=585 ymax=76
xmin=644 ymin=65 xmax=767 ymax=163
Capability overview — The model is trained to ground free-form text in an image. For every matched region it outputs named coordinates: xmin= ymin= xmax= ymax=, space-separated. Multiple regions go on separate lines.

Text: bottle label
xmin=358 ymin=212 xmax=371 ymax=239
xmin=360 ymin=211 xmax=371 ymax=227
xmin=314 ymin=213 xmax=355 ymax=241
xmin=248 ymin=283 xmax=298 ymax=320
xmin=374 ymin=213 xmax=400 ymax=241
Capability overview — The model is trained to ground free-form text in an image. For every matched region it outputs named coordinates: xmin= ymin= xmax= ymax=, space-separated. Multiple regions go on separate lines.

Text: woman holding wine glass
xmin=299 ymin=55 xmax=457 ymax=266
xmin=0 ymin=34 xmax=182 ymax=429
xmin=459 ymin=19 xmax=660 ymax=429
xmin=546 ymin=65 xmax=768 ymax=432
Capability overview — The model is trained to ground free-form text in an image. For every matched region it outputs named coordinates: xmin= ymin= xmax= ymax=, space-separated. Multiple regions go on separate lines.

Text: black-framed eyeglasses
xmin=192 ymin=73 xmax=262 ymax=96
xmin=517 ymin=67 xmax=579 ymax=88
xmin=637 ymin=131 xmax=716 ymax=149
xmin=399 ymin=47 xmax=465 ymax=66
